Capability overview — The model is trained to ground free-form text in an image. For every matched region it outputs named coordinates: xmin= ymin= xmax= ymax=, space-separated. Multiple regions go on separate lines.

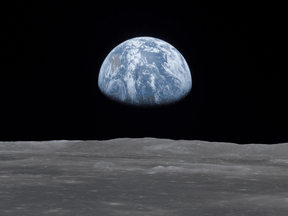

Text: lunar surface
xmin=1 ymin=138 xmax=288 ymax=215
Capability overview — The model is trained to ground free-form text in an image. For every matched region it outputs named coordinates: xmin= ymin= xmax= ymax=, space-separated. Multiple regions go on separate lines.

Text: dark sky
xmin=2 ymin=1 xmax=286 ymax=144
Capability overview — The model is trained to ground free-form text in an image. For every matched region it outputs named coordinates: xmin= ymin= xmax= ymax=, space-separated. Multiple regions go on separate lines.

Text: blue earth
xmin=98 ymin=36 xmax=192 ymax=106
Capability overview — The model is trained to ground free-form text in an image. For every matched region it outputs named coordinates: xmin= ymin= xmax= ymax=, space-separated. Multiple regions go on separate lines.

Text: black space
xmin=1 ymin=1 xmax=286 ymax=143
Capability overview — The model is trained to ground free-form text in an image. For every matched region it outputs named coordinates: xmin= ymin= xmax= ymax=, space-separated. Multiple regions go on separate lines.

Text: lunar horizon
xmin=1 ymin=138 xmax=288 ymax=215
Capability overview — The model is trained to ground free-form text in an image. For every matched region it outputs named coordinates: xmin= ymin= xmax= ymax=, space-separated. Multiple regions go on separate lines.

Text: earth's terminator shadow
xmin=103 ymin=90 xmax=191 ymax=110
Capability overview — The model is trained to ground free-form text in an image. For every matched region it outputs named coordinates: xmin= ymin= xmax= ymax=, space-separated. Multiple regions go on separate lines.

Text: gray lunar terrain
xmin=1 ymin=138 xmax=288 ymax=216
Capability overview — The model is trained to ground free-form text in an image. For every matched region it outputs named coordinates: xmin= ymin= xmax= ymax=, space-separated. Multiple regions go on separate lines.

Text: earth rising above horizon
xmin=98 ymin=37 xmax=192 ymax=106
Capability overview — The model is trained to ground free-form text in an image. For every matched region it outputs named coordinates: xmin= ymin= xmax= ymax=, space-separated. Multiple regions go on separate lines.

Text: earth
xmin=98 ymin=36 xmax=192 ymax=106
